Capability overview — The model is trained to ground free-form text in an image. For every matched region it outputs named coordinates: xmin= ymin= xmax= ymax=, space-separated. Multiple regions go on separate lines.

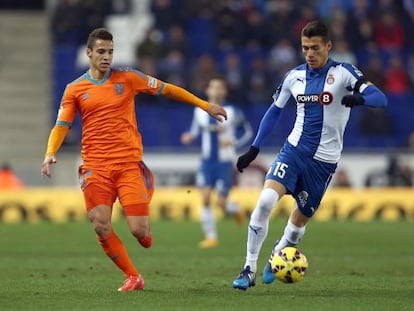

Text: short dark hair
xmin=86 ymin=28 xmax=113 ymax=49
xmin=301 ymin=21 xmax=330 ymax=42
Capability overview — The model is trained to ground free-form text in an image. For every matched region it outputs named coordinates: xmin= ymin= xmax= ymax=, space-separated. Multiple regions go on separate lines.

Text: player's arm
xmin=181 ymin=109 xmax=200 ymax=145
xmin=129 ymin=70 xmax=227 ymax=121
xmin=41 ymin=88 xmax=77 ymax=178
xmin=234 ymin=109 xmax=253 ymax=149
xmin=237 ymin=77 xmax=291 ymax=173
xmin=160 ymin=83 xmax=227 ymax=122
xmin=341 ymin=80 xmax=388 ymax=108
xmin=340 ymin=65 xmax=388 ymax=108
xmin=236 ymin=104 xmax=282 ymax=172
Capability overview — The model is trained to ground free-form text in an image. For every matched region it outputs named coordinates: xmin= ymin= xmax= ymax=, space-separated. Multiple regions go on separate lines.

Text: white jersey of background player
xmin=232 ymin=21 xmax=387 ymax=290
xmin=182 ymin=76 xmax=252 ymax=248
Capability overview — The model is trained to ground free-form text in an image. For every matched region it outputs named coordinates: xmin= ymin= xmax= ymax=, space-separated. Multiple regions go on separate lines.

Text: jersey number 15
xmin=272 ymin=161 xmax=288 ymax=179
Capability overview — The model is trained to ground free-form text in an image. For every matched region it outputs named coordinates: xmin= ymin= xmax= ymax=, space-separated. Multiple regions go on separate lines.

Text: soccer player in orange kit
xmin=41 ymin=28 xmax=227 ymax=292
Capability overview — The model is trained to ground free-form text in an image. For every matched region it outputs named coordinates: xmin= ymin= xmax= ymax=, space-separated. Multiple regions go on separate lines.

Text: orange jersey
xmin=56 ymin=69 xmax=164 ymax=166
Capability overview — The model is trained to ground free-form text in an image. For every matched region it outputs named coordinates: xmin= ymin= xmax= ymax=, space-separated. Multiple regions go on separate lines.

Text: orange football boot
xmin=118 ymin=275 xmax=145 ymax=292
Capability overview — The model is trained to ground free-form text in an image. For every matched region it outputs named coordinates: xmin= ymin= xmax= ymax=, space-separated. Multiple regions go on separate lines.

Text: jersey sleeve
xmin=188 ymin=109 xmax=201 ymax=138
xmin=56 ymin=85 xmax=77 ymax=127
xmin=272 ymin=72 xmax=293 ymax=108
xmin=341 ymin=63 xmax=371 ymax=93
xmin=234 ymin=108 xmax=253 ymax=148
xmin=128 ymin=70 xmax=165 ymax=95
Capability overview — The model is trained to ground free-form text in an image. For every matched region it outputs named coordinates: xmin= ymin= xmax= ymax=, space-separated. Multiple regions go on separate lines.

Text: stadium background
xmin=0 ymin=0 xmax=413 ymax=223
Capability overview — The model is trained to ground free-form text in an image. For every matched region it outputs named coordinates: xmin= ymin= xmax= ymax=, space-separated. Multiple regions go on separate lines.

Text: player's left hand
xmin=207 ymin=103 xmax=227 ymax=122
xmin=41 ymin=155 xmax=57 ymax=178
xmin=341 ymin=93 xmax=365 ymax=108
xmin=237 ymin=146 xmax=259 ymax=173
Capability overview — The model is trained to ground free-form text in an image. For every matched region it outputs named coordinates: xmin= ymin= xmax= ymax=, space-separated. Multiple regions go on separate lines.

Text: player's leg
xmin=262 ymin=159 xmax=337 ymax=284
xmin=84 ymin=184 xmax=142 ymax=291
xmin=197 ymin=160 xmax=218 ymax=248
xmin=261 ymin=205 xmax=309 ymax=284
xmin=270 ymin=159 xmax=336 ymax=255
xmin=126 ymin=215 xmax=151 ymax=247
xmin=113 ymin=162 xmax=155 ymax=292
xmin=79 ymin=165 xmax=141 ymax=287
xmin=273 ymin=206 xmax=309 ymax=254
xmin=119 ymin=162 xmax=154 ymax=249
xmin=232 ymin=179 xmax=286 ymax=290
xmin=87 ymin=203 xmax=139 ymax=277
xmin=216 ymin=162 xmax=243 ymax=225
xmin=233 ymin=146 xmax=301 ymax=290
xmin=217 ymin=193 xmax=243 ymax=225
xmin=199 ymin=186 xmax=219 ymax=248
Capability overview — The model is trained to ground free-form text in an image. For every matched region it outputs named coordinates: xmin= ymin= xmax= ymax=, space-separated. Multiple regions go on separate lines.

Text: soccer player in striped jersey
xmin=232 ymin=21 xmax=387 ymax=290
xmin=40 ymin=28 xmax=227 ymax=292
xmin=181 ymin=76 xmax=252 ymax=248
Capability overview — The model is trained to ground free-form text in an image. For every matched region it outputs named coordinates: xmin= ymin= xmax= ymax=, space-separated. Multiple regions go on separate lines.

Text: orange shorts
xmin=78 ymin=161 xmax=154 ymax=216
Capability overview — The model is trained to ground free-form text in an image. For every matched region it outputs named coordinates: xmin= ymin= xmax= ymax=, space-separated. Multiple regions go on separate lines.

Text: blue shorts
xmin=265 ymin=143 xmax=337 ymax=217
xmin=196 ymin=160 xmax=234 ymax=196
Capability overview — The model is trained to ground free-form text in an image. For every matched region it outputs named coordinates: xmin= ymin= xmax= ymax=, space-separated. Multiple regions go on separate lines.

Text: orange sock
xmin=98 ymin=230 xmax=139 ymax=276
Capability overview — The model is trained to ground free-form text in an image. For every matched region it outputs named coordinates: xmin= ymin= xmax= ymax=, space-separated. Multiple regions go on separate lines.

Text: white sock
xmin=244 ymin=188 xmax=279 ymax=272
xmin=201 ymin=206 xmax=217 ymax=240
xmin=225 ymin=201 xmax=239 ymax=215
xmin=273 ymin=219 xmax=306 ymax=254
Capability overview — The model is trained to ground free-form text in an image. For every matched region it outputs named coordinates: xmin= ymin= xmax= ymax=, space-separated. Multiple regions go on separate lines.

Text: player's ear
xmin=326 ymin=40 xmax=332 ymax=52
xmin=86 ymin=48 xmax=92 ymax=58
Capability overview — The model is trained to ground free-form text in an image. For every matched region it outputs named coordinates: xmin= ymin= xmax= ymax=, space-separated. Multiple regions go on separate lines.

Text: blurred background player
xmin=181 ymin=76 xmax=252 ymax=248
xmin=232 ymin=21 xmax=387 ymax=290
xmin=40 ymin=28 xmax=227 ymax=292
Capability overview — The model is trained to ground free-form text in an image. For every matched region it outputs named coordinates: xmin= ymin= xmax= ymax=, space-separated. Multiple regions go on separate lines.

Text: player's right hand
xmin=236 ymin=146 xmax=259 ymax=173
xmin=181 ymin=132 xmax=193 ymax=145
xmin=207 ymin=103 xmax=227 ymax=122
xmin=41 ymin=155 xmax=57 ymax=178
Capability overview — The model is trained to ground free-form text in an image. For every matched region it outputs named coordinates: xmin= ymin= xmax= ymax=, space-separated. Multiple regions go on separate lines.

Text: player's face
xmin=206 ymin=80 xmax=227 ymax=103
xmin=301 ymin=36 xmax=332 ymax=69
xmin=86 ymin=39 xmax=114 ymax=74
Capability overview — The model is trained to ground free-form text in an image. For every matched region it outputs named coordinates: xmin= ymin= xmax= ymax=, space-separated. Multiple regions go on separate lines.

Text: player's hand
xmin=181 ymin=132 xmax=193 ymax=145
xmin=41 ymin=155 xmax=57 ymax=178
xmin=237 ymin=146 xmax=259 ymax=173
xmin=207 ymin=103 xmax=227 ymax=122
xmin=341 ymin=93 xmax=365 ymax=108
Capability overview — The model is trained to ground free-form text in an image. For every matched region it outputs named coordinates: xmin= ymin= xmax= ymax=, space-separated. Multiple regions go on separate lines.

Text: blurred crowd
xmin=51 ymin=0 xmax=414 ymax=102
xmin=138 ymin=0 xmax=414 ymax=104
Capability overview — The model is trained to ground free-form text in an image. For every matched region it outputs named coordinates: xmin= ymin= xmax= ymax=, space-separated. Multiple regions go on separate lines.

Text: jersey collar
xmin=307 ymin=58 xmax=334 ymax=75
xmin=86 ymin=69 xmax=112 ymax=85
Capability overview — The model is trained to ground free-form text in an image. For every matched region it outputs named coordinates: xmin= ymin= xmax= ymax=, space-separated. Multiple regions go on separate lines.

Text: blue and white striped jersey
xmin=273 ymin=59 xmax=370 ymax=163
xmin=189 ymin=105 xmax=252 ymax=162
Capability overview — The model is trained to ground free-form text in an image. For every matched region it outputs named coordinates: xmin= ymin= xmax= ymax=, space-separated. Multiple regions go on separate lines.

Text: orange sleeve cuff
xmin=45 ymin=125 xmax=70 ymax=156
xmin=160 ymin=83 xmax=209 ymax=111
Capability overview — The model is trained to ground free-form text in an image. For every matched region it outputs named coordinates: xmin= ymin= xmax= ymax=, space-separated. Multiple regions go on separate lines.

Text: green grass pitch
xmin=1 ymin=219 xmax=413 ymax=310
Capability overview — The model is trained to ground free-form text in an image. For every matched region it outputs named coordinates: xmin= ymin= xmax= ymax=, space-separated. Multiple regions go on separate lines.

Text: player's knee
xmin=130 ymin=225 xmax=149 ymax=240
xmin=92 ymin=219 xmax=112 ymax=237
xmin=257 ymin=188 xmax=279 ymax=212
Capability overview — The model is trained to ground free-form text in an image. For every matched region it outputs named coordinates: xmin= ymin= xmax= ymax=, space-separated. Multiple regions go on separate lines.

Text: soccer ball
xmin=271 ymin=247 xmax=308 ymax=283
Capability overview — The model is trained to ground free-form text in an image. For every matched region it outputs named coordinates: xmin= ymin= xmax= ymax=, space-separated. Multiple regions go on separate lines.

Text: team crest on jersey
xmin=326 ymin=74 xmax=335 ymax=85
xmin=114 ymin=83 xmax=124 ymax=96
xmin=298 ymin=191 xmax=309 ymax=208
